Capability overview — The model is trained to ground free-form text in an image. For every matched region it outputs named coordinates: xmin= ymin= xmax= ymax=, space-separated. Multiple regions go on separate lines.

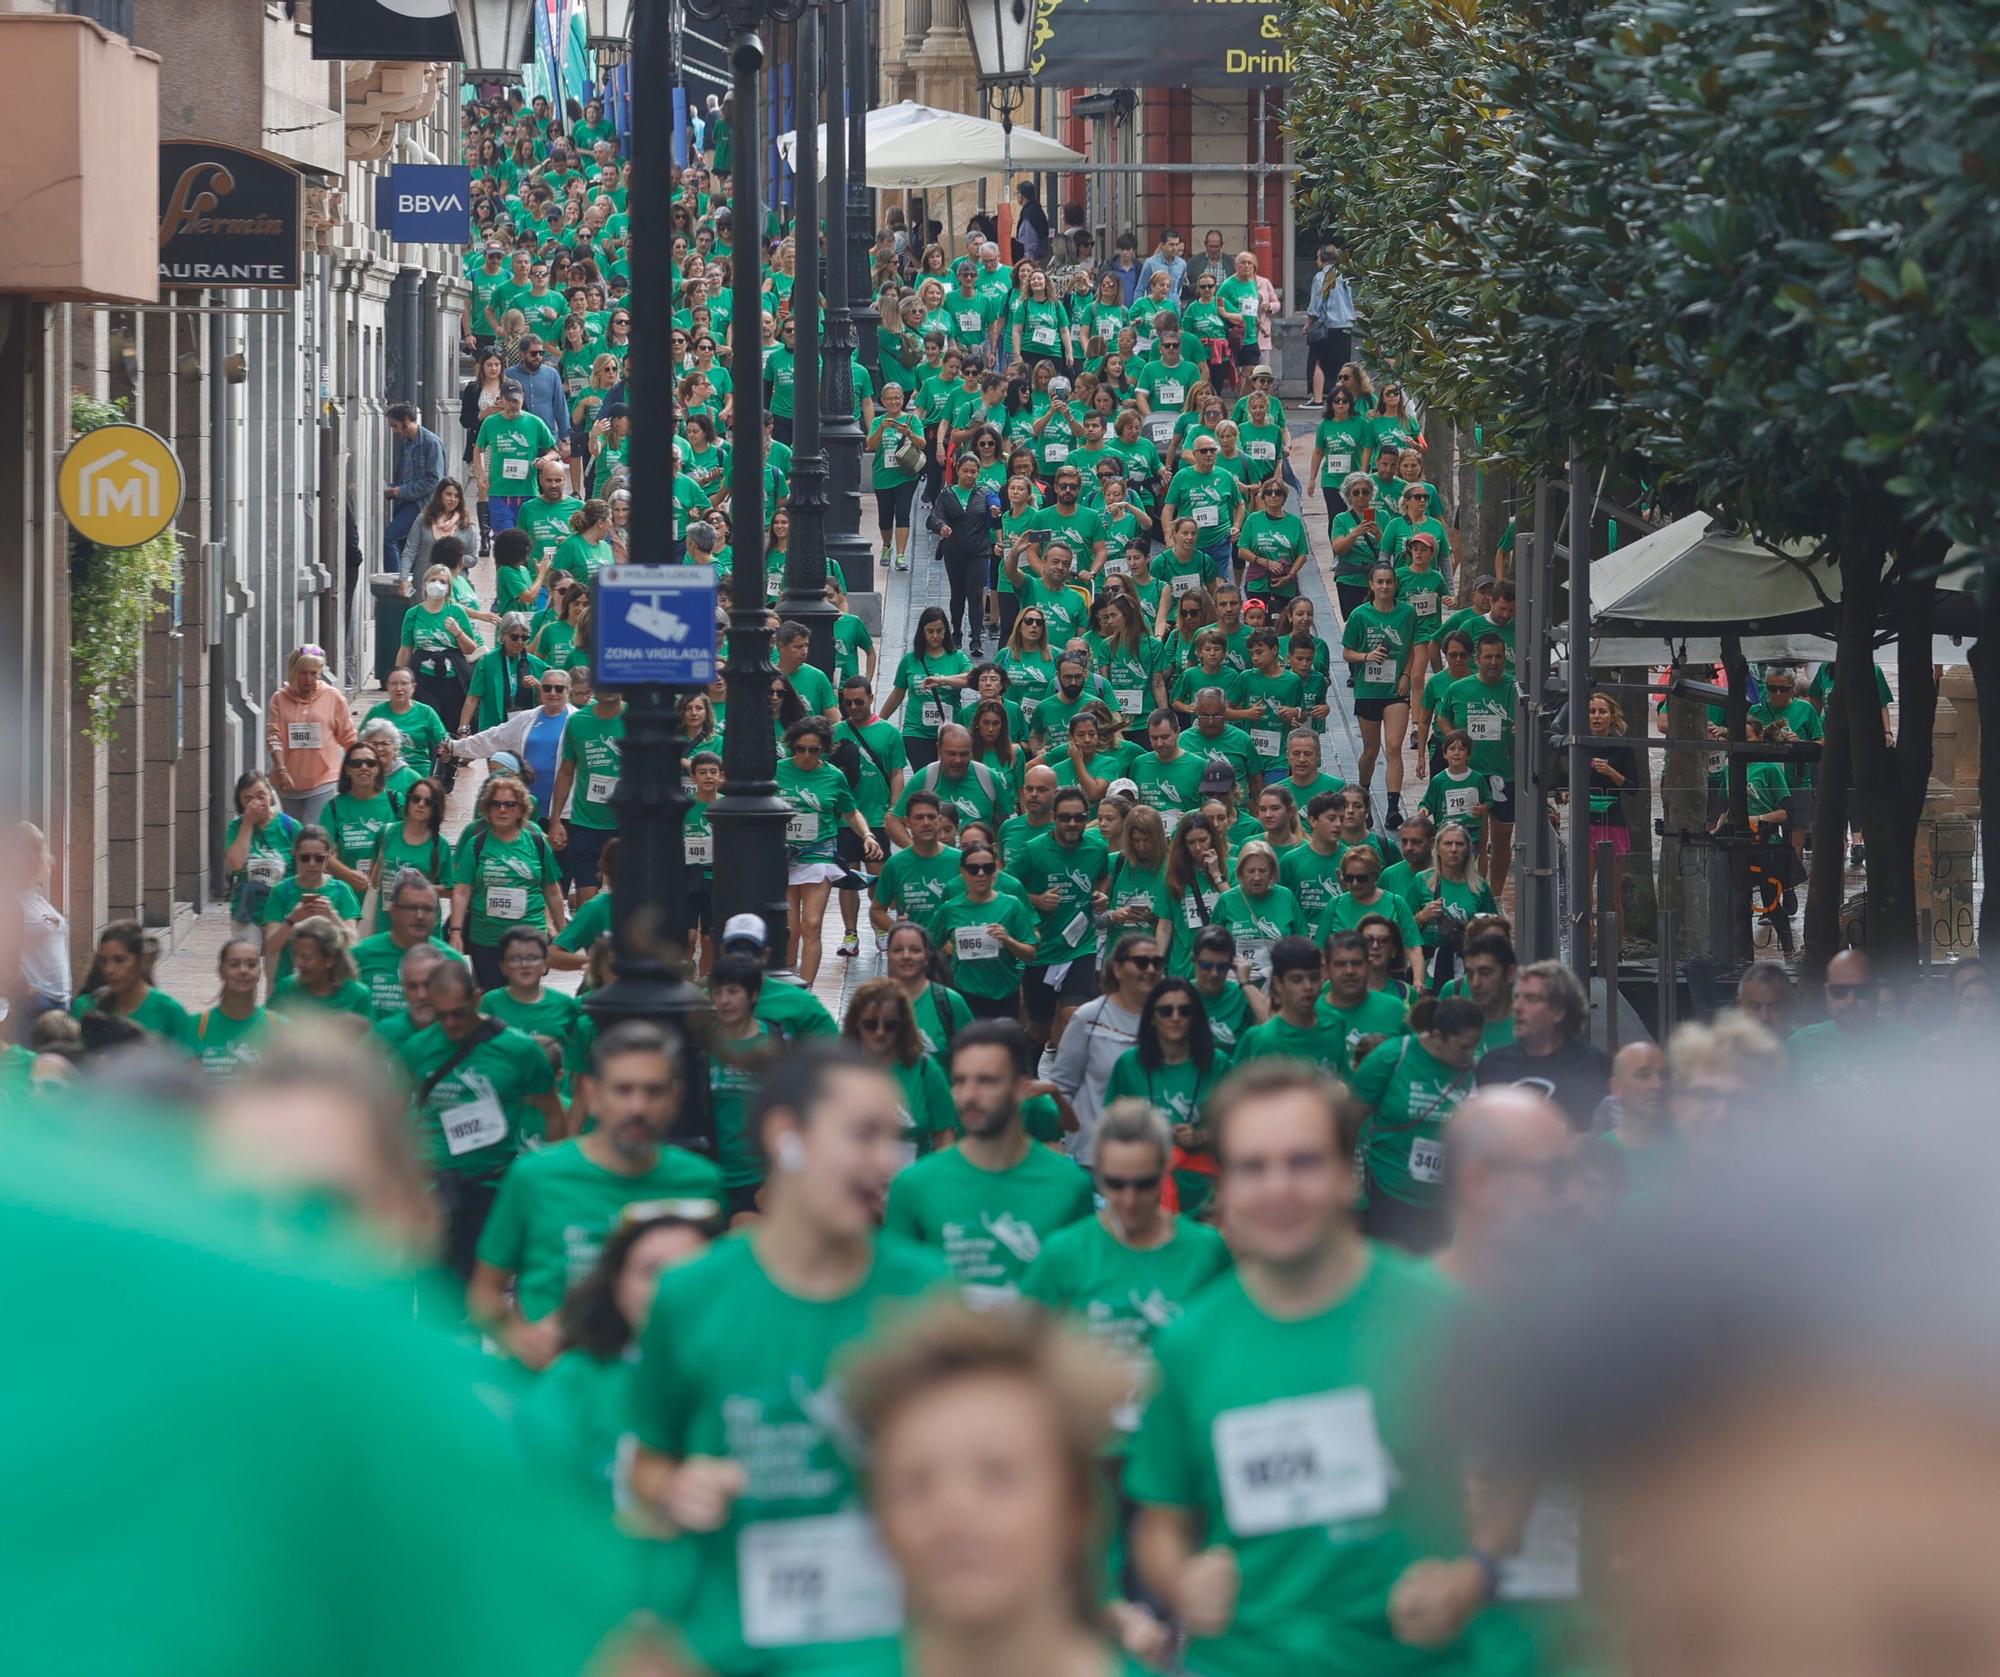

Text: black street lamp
xmin=779 ymin=6 xmax=839 ymax=676
xmin=844 ymin=0 xmax=879 ymax=380
xmin=689 ymin=0 xmax=809 ymax=962
xmin=582 ymin=0 xmax=714 ymax=1155
xmin=818 ymin=0 xmax=871 ymax=595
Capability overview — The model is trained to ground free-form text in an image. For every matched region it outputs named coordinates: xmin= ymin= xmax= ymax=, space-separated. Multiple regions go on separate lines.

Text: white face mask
xmin=425 ymin=580 xmax=449 ymax=601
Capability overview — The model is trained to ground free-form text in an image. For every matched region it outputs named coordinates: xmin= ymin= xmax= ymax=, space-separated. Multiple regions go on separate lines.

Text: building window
xmin=60 ymin=0 xmax=136 ymax=36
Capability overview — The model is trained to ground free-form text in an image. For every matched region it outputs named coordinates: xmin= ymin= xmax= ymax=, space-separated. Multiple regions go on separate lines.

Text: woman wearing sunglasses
xmin=928 ymin=843 xmax=1038 ymax=1023
xmin=1101 ymin=981 xmax=1235 ymax=1219
xmin=461 ymin=612 xmax=549 ymax=735
xmin=842 ymin=978 xmax=957 ymax=1161
xmin=1047 ymin=932 xmax=1162 ymax=1165
xmin=322 ymin=745 xmax=401 ymax=896
xmin=778 ymin=717 xmax=881 ymax=987
xmin=365 ymin=776 xmax=452 ymax=931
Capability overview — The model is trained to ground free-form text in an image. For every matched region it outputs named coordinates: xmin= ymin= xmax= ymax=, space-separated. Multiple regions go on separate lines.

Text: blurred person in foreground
xmin=1452 ymin=1083 xmax=2000 ymax=1677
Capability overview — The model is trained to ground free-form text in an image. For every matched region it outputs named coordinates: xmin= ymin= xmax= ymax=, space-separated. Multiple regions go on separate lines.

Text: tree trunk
xmin=1972 ymin=585 xmax=2000 ymax=952
xmin=1802 ymin=678 xmax=1851 ymax=979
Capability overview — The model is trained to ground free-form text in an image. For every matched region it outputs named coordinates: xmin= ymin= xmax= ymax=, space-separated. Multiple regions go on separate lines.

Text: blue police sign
xmin=594 ymin=566 xmax=719 ymax=687
xmin=376 ymin=164 xmax=472 ymax=243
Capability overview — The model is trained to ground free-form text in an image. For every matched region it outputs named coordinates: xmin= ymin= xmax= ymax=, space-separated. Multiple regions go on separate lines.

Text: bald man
xmin=1434 ymin=1087 xmax=1579 ymax=1289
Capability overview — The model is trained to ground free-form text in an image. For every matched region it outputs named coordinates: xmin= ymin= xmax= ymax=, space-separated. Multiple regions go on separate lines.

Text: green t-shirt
xmin=517 ymin=495 xmax=585 ymax=563
xmin=833 ymin=615 xmax=874 ymax=686
xmin=1278 ymin=841 xmax=1347 ymax=925
xmin=1165 ymin=465 xmax=1244 ymax=545
xmin=627 ymin=1231 xmax=947 ymax=1676
xmin=400 ymin=600 xmax=476 ymax=658
xmin=872 ymin=844 xmax=962 ymax=926
xmin=895 ymin=762 xmax=1010 ymax=831
xmin=1441 ymin=674 xmax=1516 ymax=779
xmin=883 ymin=1142 xmax=1095 ymax=1305
xmin=836 ymin=718 xmax=906 ymax=829
xmin=1131 ymin=749 xmax=1211 ymax=824
xmin=786 ymin=661 xmax=838 ymax=716
xmin=1238 ymin=509 xmax=1310 ymax=596
xmin=1235 ymin=668 xmax=1306 ymax=770
xmin=1329 ymin=510 xmax=1386 ymax=584
xmin=1136 ymin=355 xmax=1196 ymax=413
xmin=451 ymin=827 xmax=560 ymax=948
xmin=1101 ymin=1050 xmax=1233 ymax=1147
xmin=1342 ymin=602 xmax=1419 ymax=702
xmin=1394 ymin=565 xmax=1448 ymax=642
xmin=351 ymin=929 xmax=461 ymax=1017
xmin=255 ymin=876 xmax=362 ymax=982
xmin=709 ymin=1022 xmax=779 ymax=1187
xmin=364 ymin=700 xmax=447 ymax=764
xmin=1125 ymin=1251 xmax=1469 ymax=1677
xmin=776 ymin=758 xmax=856 ymax=864
xmin=1318 ymin=989 xmax=1413 ymax=1065
xmin=1178 ymin=723 xmax=1258 ymax=797
xmin=560 ymin=706 xmax=626 ymax=831
xmin=928 ymin=892 xmax=1039 ymax=999
xmin=548 ymin=532 xmax=611 ymax=590
xmin=185 ymin=1005 xmax=270 ymax=1084
xmin=1021 ymin=1212 xmax=1233 ymax=1443
xmin=757 ymin=977 xmax=840 ymax=1041
xmin=1351 ymin=1035 xmax=1480 ymax=1208
xmin=476 ymin=411 xmax=559 ymax=490
xmin=1014 ymin=829 xmax=1111 ymax=965
xmin=1315 ymin=888 xmax=1424 ymax=955
xmin=479 ymin=984 xmax=583 ymax=1055
xmin=1233 ymin=1010 xmax=1351 ymax=1077
xmin=268 ymin=976 xmax=375 ymax=1024
xmin=476 ymin=1138 xmax=726 ymax=1321
xmin=399 ymin=1020 xmax=555 ymax=1177
xmin=323 ymin=791 xmax=400 ymax=872
xmin=1209 ymin=885 xmax=1308 ymax=972
xmin=891 ymin=649 xmax=973 ymax=741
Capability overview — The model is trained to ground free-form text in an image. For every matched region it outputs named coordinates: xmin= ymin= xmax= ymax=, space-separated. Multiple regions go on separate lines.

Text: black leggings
xmin=874 ymin=480 xmax=918 ymax=531
xmin=436 ymin=1172 xmax=501 ymax=1280
xmin=942 ymin=547 xmax=986 ymax=647
xmin=904 ymin=736 xmax=940 ymax=773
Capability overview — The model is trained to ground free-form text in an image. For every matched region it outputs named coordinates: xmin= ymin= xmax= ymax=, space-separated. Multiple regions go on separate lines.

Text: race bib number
xmin=1170 ymin=573 xmax=1201 ymax=597
xmin=500 ymin=456 xmax=531 ymax=482
xmin=1031 ymin=323 xmax=1058 ymax=347
xmin=1248 ymin=440 xmax=1277 ymax=461
xmin=738 ymin=1512 xmax=903 ymax=1649
xmin=1158 ymin=380 xmax=1185 ymax=407
xmin=1326 ymin=451 xmax=1353 ymax=478
xmin=1116 ymin=687 xmax=1145 ymax=716
xmin=920 ymin=699 xmax=949 ymax=729
xmin=1498 ymin=1486 xmax=1582 ymax=1602
xmin=957 ymin=310 xmax=982 ymax=333
xmin=286 ymin=722 xmax=323 ymax=751
xmin=586 ymin=772 xmax=619 ymax=805
xmin=1160 ymin=807 xmax=1183 ymax=835
xmin=953 ymin=925 xmax=1000 ymax=961
xmin=1444 ymin=785 xmax=1477 ymax=816
xmin=1238 ymin=935 xmax=1273 ymax=975
xmin=485 ymin=885 xmax=528 ymax=920
xmin=1250 ymin=727 xmax=1282 ymax=759
xmin=1409 ymin=1137 xmax=1446 ymax=1183
xmin=1060 ymin=908 xmax=1091 ymax=947
xmin=1407 ymin=589 xmax=1438 ymax=616
xmin=1364 ymin=655 xmax=1393 ymax=685
xmin=1468 ymin=710 xmax=1503 ymax=742
xmin=786 ymin=812 xmax=818 ymax=844
xmin=1239 ymin=294 xmax=1259 ymax=318
xmin=1105 ymin=554 xmax=1130 ymax=575
xmin=1214 ymin=1389 xmax=1392 ymax=1537
xmin=439 ymin=1092 xmax=509 ymax=1156
xmin=686 ymin=834 xmax=713 ymax=865
xmin=246 ymin=853 xmax=286 ymax=885
xmin=1193 ymin=502 xmax=1220 ymax=528
xmin=1181 ymin=894 xmax=1205 ymax=929
xmin=1043 ymin=442 xmax=1069 ymax=462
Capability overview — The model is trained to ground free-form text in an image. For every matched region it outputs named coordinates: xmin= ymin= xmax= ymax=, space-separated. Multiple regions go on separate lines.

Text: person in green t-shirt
xmin=625 ymin=1045 xmax=947 ymax=1676
xmin=365 ymin=669 xmax=448 ymax=766
xmin=1342 ymin=561 xmax=1419 ymax=829
xmin=475 ymin=387 xmax=558 ymax=517
xmin=928 ymin=843 xmax=1039 ymax=1014
xmin=478 ymin=925 xmax=584 ymax=1070
xmin=549 ymin=691 xmax=625 ymax=903
xmin=448 ymin=780 xmax=564 ymax=988
xmin=870 ymin=791 xmax=962 ymax=933
xmin=775 ymin=622 xmax=839 ymax=717
xmin=257 ymin=826 xmax=362 ymax=985
xmin=470 ymin=1018 xmax=725 ymax=1363
xmin=883 ymin=608 xmax=975 ymax=769
xmin=1319 ymin=929 xmax=1414 ymax=1066
xmin=885 ymin=1021 xmax=1095 ymax=1306
xmin=1236 ymin=479 xmax=1311 ymax=604
xmin=185 ymin=936 xmax=271 ymax=1085
xmin=1098 ymin=980 xmax=1238 ymax=1218
xmin=1440 ymin=633 xmax=1519 ymax=898
xmin=1127 ymin=1055 xmax=1498 ymax=1677
xmin=1233 ymin=936 xmax=1351 ymax=1076
xmin=1013 ymin=788 xmax=1113 ymax=1046
xmin=1350 ymin=996 xmax=1486 ymax=1252
xmin=778 ymin=716 xmax=882 ymax=987
xmin=266 ymin=918 xmax=374 ymax=1024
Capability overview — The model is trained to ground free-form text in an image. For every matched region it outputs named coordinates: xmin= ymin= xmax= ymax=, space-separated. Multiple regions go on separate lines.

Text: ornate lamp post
xmin=578 ymin=0 xmax=715 ymax=1153
xmin=582 ymin=0 xmax=639 ymax=64
xmin=963 ymin=0 xmax=1035 ymax=215
xmin=818 ymin=1 xmax=871 ymax=596
xmin=689 ymin=0 xmax=813 ymax=963
xmin=451 ymin=0 xmax=538 ymax=80
xmin=844 ymin=0 xmax=878 ymax=378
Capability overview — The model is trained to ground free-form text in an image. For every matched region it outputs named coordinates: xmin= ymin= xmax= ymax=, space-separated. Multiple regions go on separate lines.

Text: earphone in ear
xmin=776 ymin=1133 xmax=807 ymax=1173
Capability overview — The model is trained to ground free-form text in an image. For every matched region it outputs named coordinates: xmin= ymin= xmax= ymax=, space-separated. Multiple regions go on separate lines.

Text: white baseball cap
xmin=721 ymin=913 xmax=768 ymax=949
xmin=1106 ymin=778 xmax=1140 ymax=803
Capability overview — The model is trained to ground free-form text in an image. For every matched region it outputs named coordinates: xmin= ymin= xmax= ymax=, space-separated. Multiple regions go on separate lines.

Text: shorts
xmin=1488 ymin=779 xmax=1517 ymax=824
xmin=964 ymin=988 xmax=1023 ymax=1022
xmin=562 ymin=820 xmax=615 ymax=891
xmin=1354 ymin=694 xmax=1407 ymax=722
xmin=873 ymin=480 xmax=918 ymax=527
xmin=788 ymin=860 xmax=846 ymax=886
xmin=1232 ymin=339 xmax=1262 ymax=368
xmin=1588 ymin=821 xmax=1632 ymax=857
xmin=1022 ymin=957 xmax=1101 ymax=1024
xmin=687 ymin=883 xmax=713 ymax=932
xmin=488 ymin=496 xmax=525 ymax=533
xmin=1360 ymin=1189 xmax=1448 ymax=1255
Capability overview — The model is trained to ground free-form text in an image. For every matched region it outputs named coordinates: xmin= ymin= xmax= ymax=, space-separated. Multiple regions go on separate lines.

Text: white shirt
xmin=19 ymin=887 xmax=70 ymax=1003
xmin=1048 ymin=994 xmax=1141 ymax=1164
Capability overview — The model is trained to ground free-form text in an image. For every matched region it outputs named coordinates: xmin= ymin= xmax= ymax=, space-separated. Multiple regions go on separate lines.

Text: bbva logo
xmin=397 ymin=193 xmax=467 ymax=214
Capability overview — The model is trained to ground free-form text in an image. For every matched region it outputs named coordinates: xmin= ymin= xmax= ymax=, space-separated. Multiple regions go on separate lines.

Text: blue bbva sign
xmin=376 ymin=164 xmax=472 ymax=243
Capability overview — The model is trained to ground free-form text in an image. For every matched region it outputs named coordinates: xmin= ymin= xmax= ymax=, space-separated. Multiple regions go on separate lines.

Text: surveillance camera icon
xmin=629 ymin=599 xmax=690 ymax=644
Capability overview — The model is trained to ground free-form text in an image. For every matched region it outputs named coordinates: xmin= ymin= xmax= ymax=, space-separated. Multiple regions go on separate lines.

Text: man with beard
xmin=468 ymin=1022 xmax=724 ymax=1369
xmin=627 ymin=1046 xmax=946 ymax=1676
xmin=884 ymin=1020 xmax=1094 ymax=1308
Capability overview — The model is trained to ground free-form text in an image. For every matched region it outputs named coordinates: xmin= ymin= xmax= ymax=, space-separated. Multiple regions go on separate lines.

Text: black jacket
xmin=927 ymin=485 xmax=1000 ymax=566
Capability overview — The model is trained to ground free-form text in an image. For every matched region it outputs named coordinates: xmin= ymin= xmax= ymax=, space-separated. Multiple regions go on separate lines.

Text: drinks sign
xmin=158 ymin=142 xmax=303 ymax=290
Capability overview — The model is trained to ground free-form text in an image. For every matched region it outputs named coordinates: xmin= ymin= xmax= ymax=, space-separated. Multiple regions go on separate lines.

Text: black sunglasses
xmin=962 ymin=861 xmax=996 ymax=875
xmin=1125 ymin=953 xmax=1163 ymax=968
xmin=1153 ymin=1000 xmax=1192 ymax=1017
xmin=1099 ymin=1173 xmax=1162 ymax=1192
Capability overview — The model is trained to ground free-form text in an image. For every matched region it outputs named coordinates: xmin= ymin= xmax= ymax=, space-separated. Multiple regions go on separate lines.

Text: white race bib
xmin=1498 ymin=1486 xmax=1582 ymax=1602
xmin=1193 ymin=502 xmax=1220 ymax=528
xmin=1468 ymin=710 xmax=1503 ymax=742
xmin=485 ymin=884 xmax=529 ymax=920
xmin=1044 ymin=442 xmax=1069 ymax=462
xmin=439 ymin=1091 xmax=509 ymax=1156
xmin=1250 ymin=728 xmax=1282 ymax=759
xmin=1214 ymin=1389 xmax=1392 ymax=1538
xmin=1160 ymin=807 xmax=1184 ymax=835
xmin=586 ymin=772 xmax=619 ymax=805
xmin=1170 ymin=573 xmax=1201 ymax=598
xmin=1181 ymin=893 xmax=1205 ymax=930
xmin=956 ymin=310 xmax=982 ymax=332
xmin=686 ymin=833 xmax=713 ymax=865
xmin=738 ymin=1512 xmax=903 ymax=1649
xmin=1326 ymin=450 xmax=1353 ymax=478
xmin=1031 ymin=323 xmax=1058 ymax=347
xmin=920 ymin=699 xmax=948 ymax=729
xmin=286 ymin=722 xmax=323 ymax=751
xmin=1249 ymin=440 xmax=1277 ymax=461
xmin=1239 ymin=294 xmax=1260 ymax=319
xmin=246 ymin=852 xmax=286 ymax=885
xmin=1365 ymin=655 xmax=1393 ymax=685
xmin=1238 ymin=935 xmax=1273 ymax=975
xmin=1060 ymin=908 xmax=1090 ymax=947
xmin=1409 ymin=1136 xmax=1445 ymax=1183
xmin=1406 ymin=588 xmax=1438 ymax=615
xmin=1115 ymin=687 xmax=1145 ymax=716
xmin=1444 ymin=785 xmax=1478 ymax=816
xmin=500 ymin=456 xmax=531 ymax=482
xmin=1158 ymin=380 xmax=1185 ymax=407
xmin=786 ymin=812 xmax=818 ymax=844
xmin=953 ymin=924 xmax=1000 ymax=961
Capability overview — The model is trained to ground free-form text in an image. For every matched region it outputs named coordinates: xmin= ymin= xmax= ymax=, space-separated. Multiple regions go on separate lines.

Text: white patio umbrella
xmin=776 ymin=100 xmax=1084 ymax=191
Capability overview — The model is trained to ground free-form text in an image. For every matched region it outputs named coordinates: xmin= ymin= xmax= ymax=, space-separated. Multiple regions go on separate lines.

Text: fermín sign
xmin=158 ymin=143 xmax=304 ymax=290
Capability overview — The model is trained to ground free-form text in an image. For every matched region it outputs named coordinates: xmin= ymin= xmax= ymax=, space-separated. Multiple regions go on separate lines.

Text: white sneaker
xmin=837 ymin=931 xmax=860 ymax=958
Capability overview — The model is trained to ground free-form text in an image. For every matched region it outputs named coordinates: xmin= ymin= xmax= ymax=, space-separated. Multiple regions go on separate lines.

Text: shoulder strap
xmin=846 ymin=722 xmax=896 ymax=788
xmin=417 ymin=1018 xmax=502 ymax=1107
xmin=198 ymin=1010 xmax=211 ymax=1043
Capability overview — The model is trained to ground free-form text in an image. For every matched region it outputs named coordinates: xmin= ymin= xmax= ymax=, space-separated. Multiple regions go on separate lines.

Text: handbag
xmin=894 ymin=427 xmax=926 ymax=475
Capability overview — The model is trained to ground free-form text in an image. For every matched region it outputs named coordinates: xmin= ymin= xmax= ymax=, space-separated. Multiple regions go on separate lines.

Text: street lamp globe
xmin=453 ymin=0 xmax=535 ymax=81
xmin=964 ymin=0 xmax=1035 ymax=89
xmin=583 ymin=0 xmax=638 ymax=66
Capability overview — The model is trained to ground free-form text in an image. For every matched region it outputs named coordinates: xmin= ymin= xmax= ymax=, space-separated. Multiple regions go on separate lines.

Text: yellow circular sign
xmin=58 ymin=423 xmax=184 ymax=548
